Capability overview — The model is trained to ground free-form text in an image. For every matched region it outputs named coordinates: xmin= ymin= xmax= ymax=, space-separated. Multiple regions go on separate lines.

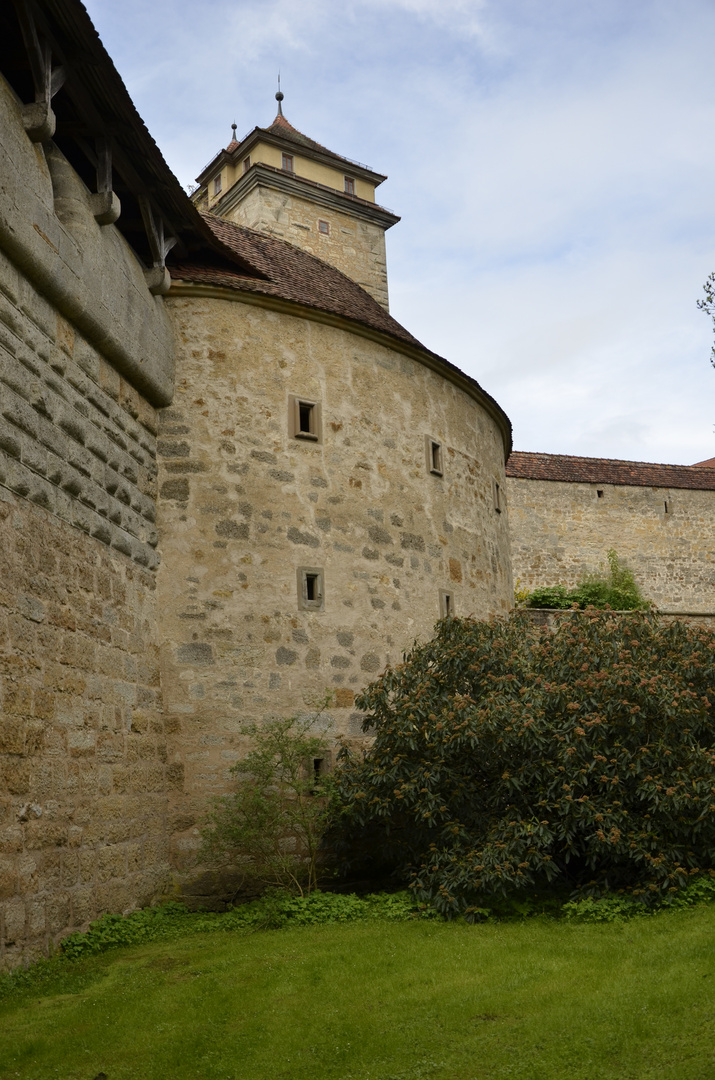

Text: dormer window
xmin=243 ymin=156 xmax=251 ymax=173
xmin=282 ymin=153 xmax=294 ymax=173
xmin=344 ymin=176 xmax=355 ymax=195
xmin=213 ymin=173 xmax=222 ymax=195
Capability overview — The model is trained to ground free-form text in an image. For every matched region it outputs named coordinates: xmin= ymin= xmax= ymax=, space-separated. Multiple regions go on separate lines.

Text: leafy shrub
xmin=200 ymin=711 xmax=334 ymax=895
xmin=57 ymin=890 xmax=432 ymax=962
xmin=332 ymin=611 xmax=715 ymax=918
xmin=525 ymin=550 xmax=650 ymax=610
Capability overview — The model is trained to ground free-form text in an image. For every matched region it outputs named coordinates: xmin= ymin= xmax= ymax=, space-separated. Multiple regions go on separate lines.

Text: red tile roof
xmin=168 ymin=215 xmax=511 ymax=450
xmin=693 ymin=456 xmax=715 ymax=468
xmin=172 ymin=214 xmax=423 ymax=345
xmin=506 ymin=451 xmax=715 ymax=491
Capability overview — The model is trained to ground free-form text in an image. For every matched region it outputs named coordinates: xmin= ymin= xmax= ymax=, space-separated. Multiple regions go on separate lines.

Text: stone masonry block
xmin=2 ymin=898 xmax=26 ymax=942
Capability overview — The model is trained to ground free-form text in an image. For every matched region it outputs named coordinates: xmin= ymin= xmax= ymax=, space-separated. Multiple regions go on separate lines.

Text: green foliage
xmin=200 ymin=709 xmax=334 ymax=895
xmin=563 ymin=873 xmax=715 ymax=922
xmin=525 ymin=550 xmax=651 ymax=610
xmin=51 ymin=890 xmax=430 ymax=965
xmin=332 ymin=610 xmax=715 ymax=917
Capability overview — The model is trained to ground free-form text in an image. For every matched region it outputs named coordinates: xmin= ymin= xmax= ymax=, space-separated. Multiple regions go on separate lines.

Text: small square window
xmin=439 ymin=590 xmax=455 ymax=619
xmin=318 ymin=219 xmax=330 ymax=235
xmin=289 ymin=395 xmax=322 ymax=442
xmin=426 ymin=437 xmax=443 ymax=477
xmin=494 ymin=480 xmax=502 ymax=513
xmin=243 ymin=156 xmax=251 ymax=173
xmin=213 ymin=174 xmax=222 ymax=195
xmin=597 ymin=489 xmax=604 ymax=499
xmin=282 ymin=153 xmax=294 ymax=173
xmin=344 ymin=176 xmax=355 ymax=195
xmin=298 ymin=567 xmax=324 ymax=611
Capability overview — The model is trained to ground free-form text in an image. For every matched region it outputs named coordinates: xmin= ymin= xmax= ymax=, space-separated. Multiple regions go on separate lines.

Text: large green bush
xmin=332 ymin=611 xmax=715 ymax=917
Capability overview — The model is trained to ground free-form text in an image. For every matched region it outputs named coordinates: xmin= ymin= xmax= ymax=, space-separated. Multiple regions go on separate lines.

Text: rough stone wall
xmin=0 ymin=493 xmax=168 ymax=969
xmin=0 ymin=74 xmax=175 ymax=406
xmin=159 ymin=295 xmax=512 ymax=879
xmin=0 ymin=75 xmax=172 ymax=967
xmin=224 ymin=188 xmax=390 ymax=310
xmin=507 ymin=477 xmax=715 ymax=611
xmin=0 ymin=258 xmax=170 ymax=968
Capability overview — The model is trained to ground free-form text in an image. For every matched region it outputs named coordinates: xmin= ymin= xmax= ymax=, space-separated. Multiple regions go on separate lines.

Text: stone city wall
xmin=0 ymin=73 xmax=173 ymax=966
xmin=507 ymin=476 xmax=715 ymax=612
xmin=158 ymin=294 xmax=512 ymax=887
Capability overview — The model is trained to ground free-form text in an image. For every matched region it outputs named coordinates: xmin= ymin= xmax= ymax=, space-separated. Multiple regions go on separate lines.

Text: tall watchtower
xmin=192 ymin=93 xmax=399 ymax=310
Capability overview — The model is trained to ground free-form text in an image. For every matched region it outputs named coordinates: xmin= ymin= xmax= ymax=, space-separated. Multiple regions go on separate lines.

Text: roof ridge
xmin=506 ymin=450 xmax=715 ymax=491
xmin=507 ymin=450 xmax=706 ymax=470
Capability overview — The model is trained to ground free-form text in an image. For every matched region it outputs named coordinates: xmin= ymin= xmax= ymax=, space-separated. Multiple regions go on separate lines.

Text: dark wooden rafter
xmin=138 ymin=195 xmax=177 ymax=294
xmin=95 ymin=137 xmax=112 ymax=194
xmin=13 ymin=0 xmax=65 ymax=140
xmin=138 ymin=196 xmax=177 ymax=267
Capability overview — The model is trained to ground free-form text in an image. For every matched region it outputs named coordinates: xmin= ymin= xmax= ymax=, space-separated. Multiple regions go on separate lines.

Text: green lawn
xmin=2 ymin=907 xmax=715 ymax=1080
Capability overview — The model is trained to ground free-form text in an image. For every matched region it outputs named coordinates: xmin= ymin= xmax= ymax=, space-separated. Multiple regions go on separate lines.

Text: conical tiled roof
xmin=264 ymin=112 xmax=349 ymax=162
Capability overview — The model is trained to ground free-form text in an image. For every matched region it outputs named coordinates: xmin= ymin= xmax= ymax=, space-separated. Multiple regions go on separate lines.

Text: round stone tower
xmin=161 ymin=108 xmax=513 ymax=882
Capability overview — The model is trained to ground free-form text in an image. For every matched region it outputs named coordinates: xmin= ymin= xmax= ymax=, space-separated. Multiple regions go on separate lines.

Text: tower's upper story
xmin=192 ymin=95 xmax=400 ymax=310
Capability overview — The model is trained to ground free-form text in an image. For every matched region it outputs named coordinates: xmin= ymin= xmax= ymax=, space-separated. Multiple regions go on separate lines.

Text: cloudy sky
xmin=84 ymin=0 xmax=715 ymax=464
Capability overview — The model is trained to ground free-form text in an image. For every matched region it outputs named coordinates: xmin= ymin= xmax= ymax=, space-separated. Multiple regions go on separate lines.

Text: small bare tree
xmin=200 ymin=707 xmax=334 ymax=896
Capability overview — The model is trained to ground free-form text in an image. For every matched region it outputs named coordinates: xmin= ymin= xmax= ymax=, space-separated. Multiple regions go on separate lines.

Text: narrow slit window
xmin=243 ymin=156 xmax=251 ymax=173
xmin=289 ymin=395 xmax=321 ymax=442
xmin=344 ymin=176 xmax=355 ymax=195
xmin=318 ymin=219 xmax=330 ymax=235
xmin=282 ymin=153 xmax=294 ymax=173
xmin=664 ymin=500 xmax=670 ymax=514
xmin=298 ymin=567 xmax=324 ymax=611
xmin=425 ymin=436 xmax=443 ymax=476
xmin=494 ymin=481 xmax=502 ymax=513
xmin=299 ymin=402 xmax=314 ymax=434
xmin=439 ymin=590 xmax=455 ymax=619
xmin=305 ymin=573 xmax=318 ymax=601
xmin=309 ymin=755 xmax=332 ymax=792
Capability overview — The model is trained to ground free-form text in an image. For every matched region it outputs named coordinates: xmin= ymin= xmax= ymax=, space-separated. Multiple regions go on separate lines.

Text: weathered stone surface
xmin=224 ymin=186 xmax=391 ymax=310
xmin=0 ymin=493 xmax=168 ymax=968
xmin=507 ymin=477 xmax=715 ymax=611
xmin=0 ymin=77 xmax=174 ymax=406
xmin=157 ymin=296 xmax=512 ymax=879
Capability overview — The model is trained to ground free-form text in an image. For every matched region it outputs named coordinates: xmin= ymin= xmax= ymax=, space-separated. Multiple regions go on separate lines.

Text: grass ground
xmin=1 ymin=905 xmax=714 ymax=1080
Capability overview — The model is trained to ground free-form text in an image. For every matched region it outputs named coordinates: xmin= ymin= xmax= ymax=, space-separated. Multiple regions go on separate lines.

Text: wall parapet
xmin=522 ymin=608 xmax=715 ymax=630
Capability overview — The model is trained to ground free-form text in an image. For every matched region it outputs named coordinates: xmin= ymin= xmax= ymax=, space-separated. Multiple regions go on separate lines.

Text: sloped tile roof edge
xmin=506 ymin=451 xmax=715 ymax=491
xmin=168 ymin=217 xmax=512 ymax=455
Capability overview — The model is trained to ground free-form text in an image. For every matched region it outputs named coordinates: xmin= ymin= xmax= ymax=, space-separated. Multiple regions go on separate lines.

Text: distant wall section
xmin=507 ymin=475 xmax=715 ymax=611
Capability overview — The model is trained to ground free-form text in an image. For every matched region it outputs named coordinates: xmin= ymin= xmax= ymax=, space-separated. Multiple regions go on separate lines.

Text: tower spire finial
xmin=275 ymin=72 xmax=284 ymax=116
xmin=230 ymin=121 xmax=237 ymax=143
